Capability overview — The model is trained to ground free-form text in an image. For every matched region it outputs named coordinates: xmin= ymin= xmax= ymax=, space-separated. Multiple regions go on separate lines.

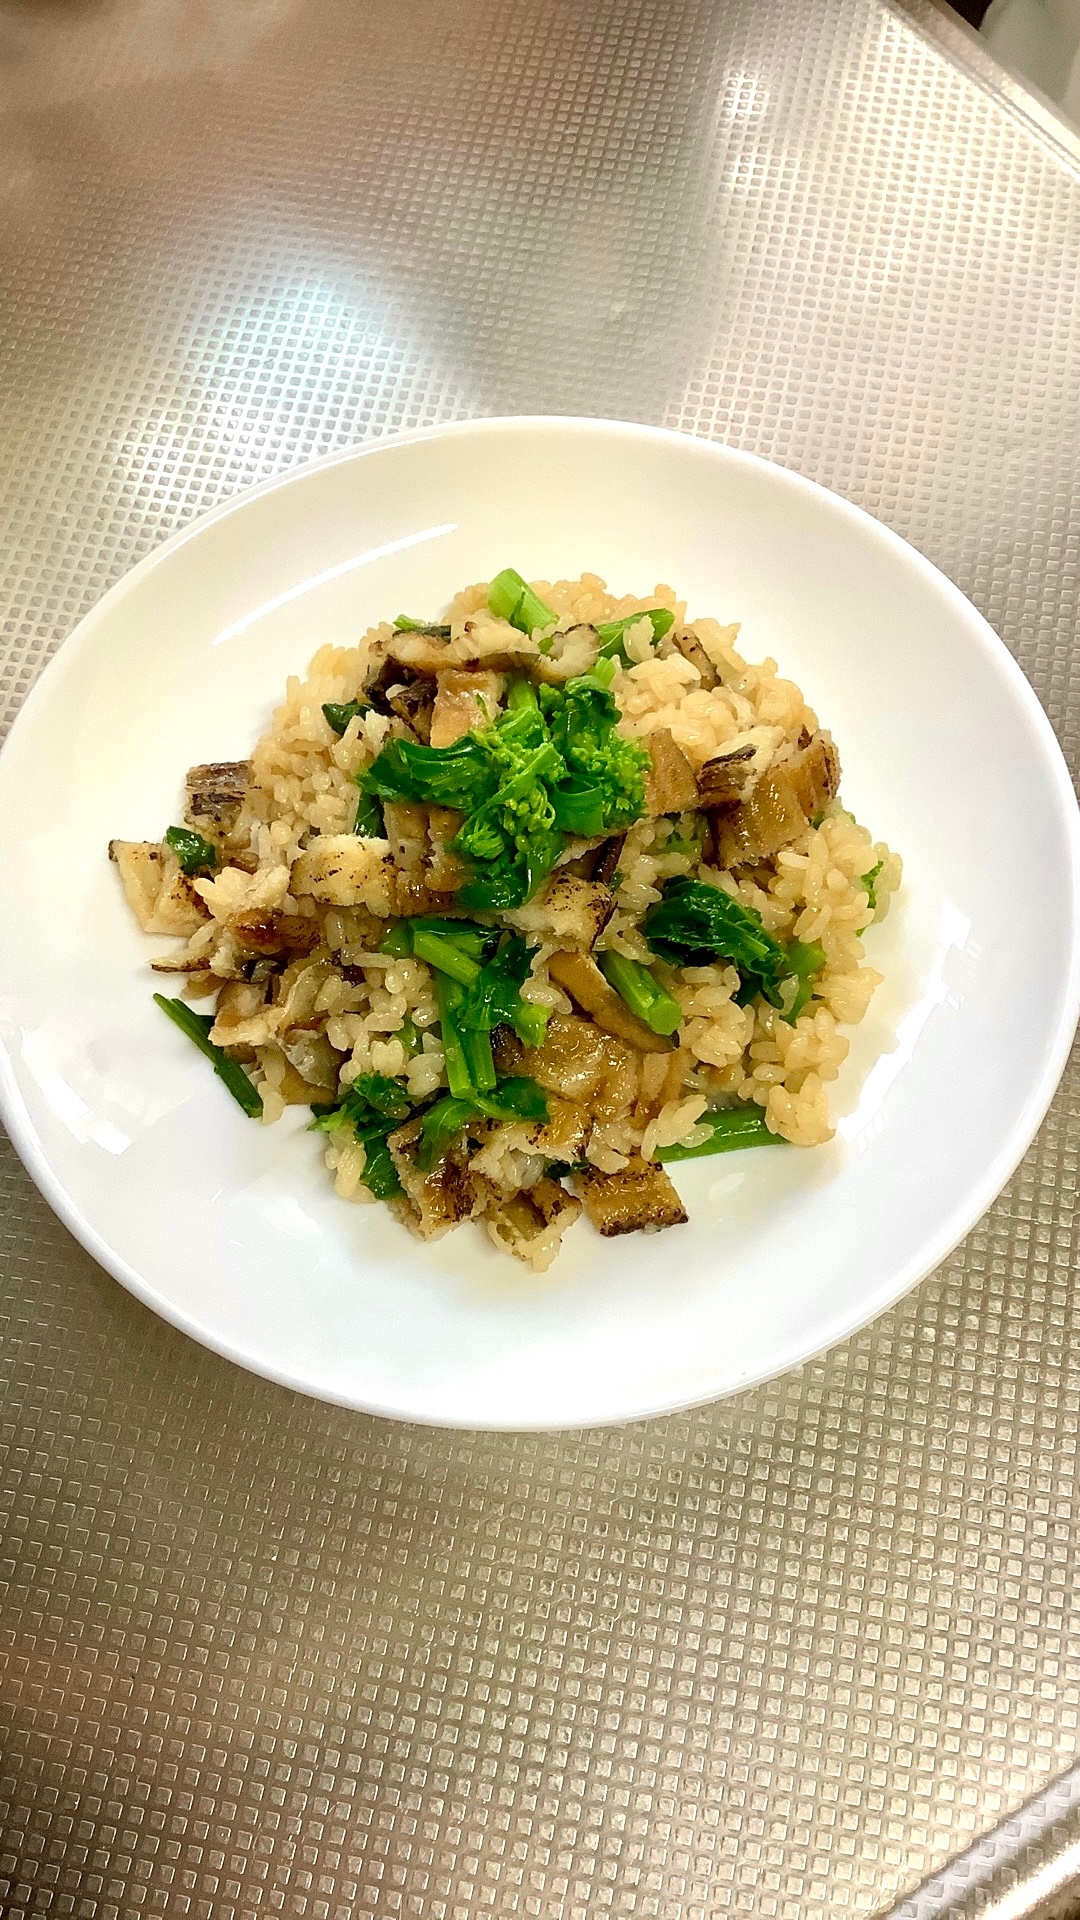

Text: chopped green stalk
xmin=462 ymin=1025 xmax=497 ymax=1093
xmin=783 ymin=940 xmax=826 ymax=1024
xmin=596 ymin=951 xmax=683 ymax=1037
xmin=487 ymin=567 xmax=557 ymax=635
xmin=436 ymin=974 xmax=475 ymax=1099
xmin=442 ymin=1019 xmax=474 ymax=1100
xmin=153 ymin=994 xmax=263 ymax=1117
xmin=322 ymin=698 xmax=368 ymax=736
xmin=582 ymin=654 xmax=617 ymax=688
xmin=379 ymin=921 xmax=412 ymax=957
xmin=595 ymin=608 xmax=675 ymax=660
xmin=407 ymin=917 xmax=492 ymax=959
xmin=657 ymin=1103 xmax=785 ymax=1160
xmin=398 ymin=1015 xmax=422 ymax=1056
xmin=411 ymin=927 xmax=481 ymax=985
xmin=394 ymin=614 xmax=452 ymax=636
xmin=442 ymin=933 xmax=550 ymax=1048
xmin=164 ymin=825 xmax=218 ymax=876
xmin=861 ymin=859 xmax=884 ymax=912
xmin=506 ymin=674 xmax=540 ymax=713
xmin=353 ymin=786 xmax=385 ymax=837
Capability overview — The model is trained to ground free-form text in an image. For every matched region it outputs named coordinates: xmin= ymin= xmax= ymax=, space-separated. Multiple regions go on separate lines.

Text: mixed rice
xmin=110 ymin=570 xmax=901 ymax=1271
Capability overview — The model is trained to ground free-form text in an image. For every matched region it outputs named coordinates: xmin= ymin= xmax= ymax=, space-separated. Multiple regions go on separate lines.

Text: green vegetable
xmin=861 ymin=859 xmax=884 ymax=912
xmin=462 ymin=1024 xmax=497 ymax=1093
xmin=595 ymin=607 xmax=675 ymax=661
xmin=478 ymin=1076 xmax=548 ymax=1122
xmin=310 ymin=1072 xmax=410 ymax=1129
xmin=458 ymin=936 xmax=548 ymax=1047
xmin=416 ymin=1078 xmax=549 ymax=1171
xmin=487 ymin=568 xmax=557 ymax=635
xmin=164 ymin=825 xmax=218 ymax=876
xmin=411 ymin=927 xmax=482 ymax=986
xmin=353 ymin=1135 xmax=405 ymax=1199
xmin=353 ymin=785 xmax=385 ymax=837
xmin=645 ymin=877 xmax=827 ymax=1013
xmin=380 ymin=921 xmax=546 ymax=1053
xmin=663 ymin=813 xmax=707 ymax=860
xmin=361 ymin=727 xmax=497 ymax=811
xmin=459 ymin=935 xmax=549 ymax=1047
xmin=363 ymin=700 xmax=560 ymax=910
xmin=344 ymin=1072 xmax=412 ymax=1120
xmin=417 ymin=1094 xmax=480 ymax=1171
xmin=456 ymin=839 xmax=562 ymax=913
xmin=544 ymin=677 xmax=650 ymax=838
xmin=657 ymin=1103 xmax=785 ymax=1161
xmin=308 ymin=1072 xmax=411 ymax=1199
xmin=506 ymin=674 xmax=540 ymax=713
xmin=645 ymin=877 xmax=792 ymax=1002
xmin=378 ymin=921 xmax=412 ymax=957
xmin=363 ymin=666 xmax=648 ymax=909
xmin=394 ymin=615 xmax=452 ymax=636
xmin=433 ymin=946 xmax=541 ymax=1099
xmin=398 ymin=1015 xmax=422 ymax=1056
xmin=596 ymin=951 xmax=682 ymax=1037
xmin=153 ymin=994 xmax=263 ymax=1117
xmin=784 ymin=940 xmax=826 ymax=1024
xmin=322 ymin=699 xmax=368 ymax=736
xmin=435 ymin=974 xmax=476 ymax=1100
xmin=577 ymin=654 xmax=618 ymax=690
xmin=430 ymin=967 xmax=498 ymax=1095
xmin=512 ymin=1000 xmax=550 ymax=1047
xmin=407 ymin=917 xmax=492 ymax=961
xmin=451 ymin=740 xmax=562 ymax=871
xmin=379 ymin=918 xmax=491 ymax=963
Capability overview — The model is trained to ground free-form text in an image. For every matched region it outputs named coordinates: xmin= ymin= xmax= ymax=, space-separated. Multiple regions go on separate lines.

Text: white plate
xmin=1 ymin=417 xmax=1078 ymax=1430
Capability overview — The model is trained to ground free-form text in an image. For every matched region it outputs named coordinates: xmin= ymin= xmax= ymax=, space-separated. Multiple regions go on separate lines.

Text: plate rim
xmin=2 ymin=412 xmax=1079 ymax=1430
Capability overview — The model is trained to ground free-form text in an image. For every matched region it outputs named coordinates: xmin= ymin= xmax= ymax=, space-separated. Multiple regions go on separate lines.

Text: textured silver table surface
xmin=3 ymin=2 xmax=1080 ymax=1915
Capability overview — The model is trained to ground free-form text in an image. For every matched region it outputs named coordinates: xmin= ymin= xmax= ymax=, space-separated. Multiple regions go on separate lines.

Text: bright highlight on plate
xmin=0 ymin=417 xmax=1076 ymax=1429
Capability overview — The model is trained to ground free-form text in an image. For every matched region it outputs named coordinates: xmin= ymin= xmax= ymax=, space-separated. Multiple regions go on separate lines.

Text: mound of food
xmin=111 ymin=569 xmax=900 ymax=1270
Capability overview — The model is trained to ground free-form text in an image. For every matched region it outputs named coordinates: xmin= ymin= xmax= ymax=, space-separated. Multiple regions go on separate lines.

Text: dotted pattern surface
xmin=2 ymin=1 xmax=1080 ymax=1915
